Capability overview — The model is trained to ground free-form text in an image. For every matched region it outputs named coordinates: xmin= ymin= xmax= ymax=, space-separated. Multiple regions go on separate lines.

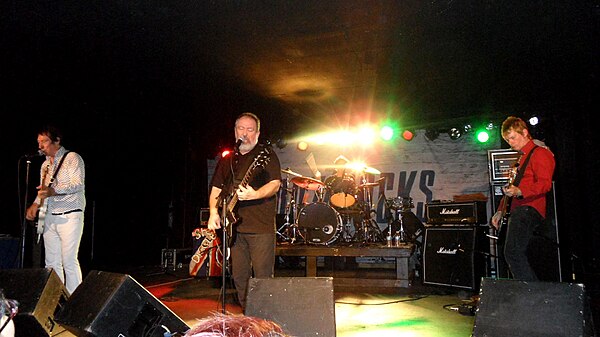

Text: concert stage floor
xmin=47 ymin=263 xmax=479 ymax=337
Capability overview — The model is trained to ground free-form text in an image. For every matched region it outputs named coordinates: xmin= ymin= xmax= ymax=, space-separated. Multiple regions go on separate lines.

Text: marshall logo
xmin=440 ymin=208 xmax=460 ymax=215
xmin=436 ymin=247 xmax=458 ymax=254
xmin=426 ymin=201 xmax=487 ymax=224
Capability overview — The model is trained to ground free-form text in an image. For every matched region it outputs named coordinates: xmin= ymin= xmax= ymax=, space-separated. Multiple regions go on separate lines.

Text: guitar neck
xmin=227 ymin=160 xmax=259 ymax=210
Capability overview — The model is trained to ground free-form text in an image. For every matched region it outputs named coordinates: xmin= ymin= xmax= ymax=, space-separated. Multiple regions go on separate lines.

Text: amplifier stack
xmin=423 ymin=200 xmax=489 ymax=290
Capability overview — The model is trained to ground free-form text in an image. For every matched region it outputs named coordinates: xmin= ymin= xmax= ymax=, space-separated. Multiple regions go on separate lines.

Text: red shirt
xmin=509 ymin=140 xmax=556 ymax=219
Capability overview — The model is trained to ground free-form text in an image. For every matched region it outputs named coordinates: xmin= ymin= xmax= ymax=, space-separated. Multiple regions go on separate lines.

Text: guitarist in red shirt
xmin=491 ymin=116 xmax=555 ymax=281
xmin=207 ymin=112 xmax=281 ymax=311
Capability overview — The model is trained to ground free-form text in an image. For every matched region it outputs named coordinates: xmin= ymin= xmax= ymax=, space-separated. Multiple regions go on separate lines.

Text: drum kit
xmin=277 ymin=164 xmax=390 ymax=246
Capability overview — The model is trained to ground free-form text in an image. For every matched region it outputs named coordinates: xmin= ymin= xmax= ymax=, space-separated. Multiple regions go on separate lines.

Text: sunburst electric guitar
xmin=496 ymin=155 xmax=522 ymax=244
xmin=222 ymin=146 xmax=272 ymax=246
xmin=36 ymin=164 xmax=51 ymax=243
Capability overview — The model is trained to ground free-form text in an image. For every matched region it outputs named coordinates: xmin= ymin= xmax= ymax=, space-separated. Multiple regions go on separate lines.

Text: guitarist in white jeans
xmin=491 ymin=117 xmax=555 ymax=281
xmin=25 ymin=125 xmax=86 ymax=295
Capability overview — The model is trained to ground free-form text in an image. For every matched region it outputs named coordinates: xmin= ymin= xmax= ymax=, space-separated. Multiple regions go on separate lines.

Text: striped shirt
xmin=35 ymin=146 xmax=86 ymax=214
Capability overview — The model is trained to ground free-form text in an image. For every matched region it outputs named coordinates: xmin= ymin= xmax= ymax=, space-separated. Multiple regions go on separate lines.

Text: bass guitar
xmin=36 ymin=164 xmax=51 ymax=243
xmin=222 ymin=146 xmax=272 ymax=246
xmin=496 ymin=155 xmax=522 ymax=244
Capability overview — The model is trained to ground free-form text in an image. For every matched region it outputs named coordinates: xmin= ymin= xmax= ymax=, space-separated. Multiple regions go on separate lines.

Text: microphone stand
xmin=19 ymin=157 xmax=33 ymax=269
xmin=220 ymin=191 xmax=231 ymax=314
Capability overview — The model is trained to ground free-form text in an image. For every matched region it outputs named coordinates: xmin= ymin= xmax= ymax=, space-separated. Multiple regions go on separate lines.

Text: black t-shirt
xmin=210 ymin=143 xmax=281 ymax=233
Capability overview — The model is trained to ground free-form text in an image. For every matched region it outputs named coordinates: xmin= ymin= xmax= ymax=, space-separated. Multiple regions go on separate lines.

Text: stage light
xmin=297 ymin=141 xmax=308 ymax=151
xmin=380 ymin=125 xmax=395 ymax=141
xmin=463 ymin=124 xmax=473 ymax=134
xmin=221 ymin=150 xmax=232 ymax=157
xmin=401 ymin=129 xmax=415 ymax=141
xmin=528 ymin=116 xmax=539 ymax=126
xmin=425 ymin=129 xmax=439 ymax=141
xmin=476 ymin=130 xmax=490 ymax=143
xmin=448 ymin=127 xmax=462 ymax=140
xmin=357 ymin=126 xmax=376 ymax=145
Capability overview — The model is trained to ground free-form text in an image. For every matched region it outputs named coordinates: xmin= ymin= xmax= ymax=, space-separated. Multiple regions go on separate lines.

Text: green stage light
xmin=476 ymin=130 xmax=490 ymax=143
xmin=379 ymin=125 xmax=395 ymax=141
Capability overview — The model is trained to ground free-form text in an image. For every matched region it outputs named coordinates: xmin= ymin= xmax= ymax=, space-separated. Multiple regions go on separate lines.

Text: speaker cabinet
xmin=423 ymin=226 xmax=487 ymax=290
xmin=0 ymin=237 xmax=20 ymax=269
xmin=473 ymin=278 xmax=588 ymax=336
xmin=0 ymin=268 xmax=69 ymax=337
xmin=54 ymin=270 xmax=189 ymax=337
xmin=245 ymin=277 xmax=336 ymax=337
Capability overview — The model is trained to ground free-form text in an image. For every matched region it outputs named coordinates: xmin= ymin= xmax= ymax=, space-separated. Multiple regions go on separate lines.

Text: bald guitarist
xmin=491 ymin=117 xmax=555 ymax=281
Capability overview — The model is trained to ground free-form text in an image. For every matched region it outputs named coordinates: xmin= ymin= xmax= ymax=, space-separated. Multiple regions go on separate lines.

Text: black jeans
xmin=503 ymin=206 xmax=544 ymax=281
xmin=231 ymin=232 xmax=276 ymax=310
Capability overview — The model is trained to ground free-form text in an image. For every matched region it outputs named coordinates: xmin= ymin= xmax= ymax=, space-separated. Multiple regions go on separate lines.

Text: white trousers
xmin=43 ymin=212 xmax=84 ymax=295
xmin=0 ymin=315 xmax=15 ymax=337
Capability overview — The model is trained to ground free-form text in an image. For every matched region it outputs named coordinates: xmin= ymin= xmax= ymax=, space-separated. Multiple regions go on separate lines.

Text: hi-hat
xmin=281 ymin=168 xmax=303 ymax=177
xmin=358 ymin=177 xmax=385 ymax=188
xmin=290 ymin=176 xmax=325 ymax=191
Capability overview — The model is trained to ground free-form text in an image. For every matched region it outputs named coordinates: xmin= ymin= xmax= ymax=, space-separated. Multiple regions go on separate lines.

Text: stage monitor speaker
xmin=423 ymin=226 xmax=487 ymax=290
xmin=54 ymin=270 xmax=189 ymax=337
xmin=245 ymin=277 xmax=336 ymax=337
xmin=472 ymin=278 xmax=588 ymax=336
xmin=0 ymin=268 xmax=69 ymax=337
xmin=0 ymin=237 xmax=20 ymax=269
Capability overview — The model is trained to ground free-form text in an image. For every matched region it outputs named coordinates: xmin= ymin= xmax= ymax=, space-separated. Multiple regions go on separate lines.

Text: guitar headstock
xmin=253 ymin=147 xmax=272 ymax=169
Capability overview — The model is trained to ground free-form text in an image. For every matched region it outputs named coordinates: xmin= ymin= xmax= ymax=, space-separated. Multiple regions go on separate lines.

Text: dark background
xmin=1 ymin=1 xmax=598 ymax=287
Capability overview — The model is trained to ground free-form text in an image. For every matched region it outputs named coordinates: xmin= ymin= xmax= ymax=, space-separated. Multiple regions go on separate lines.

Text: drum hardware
xmin=353 ymin=171 xmax=384 ymax=244
xmin=314 ymin=185 xmax=327 ymax=203
xmin=277 ymin=174 xmax=304 ymax=244
xmin=383 ymin=195 xmax=425 ymax=245
xmin=388 ymin=196 xmax=415 ymax=212
xmin=338 ymin=213 xmax=360 ymax=243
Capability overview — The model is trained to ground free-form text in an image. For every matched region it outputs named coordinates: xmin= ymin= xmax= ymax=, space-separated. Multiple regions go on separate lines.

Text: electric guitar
xmin=496 ymin=155 xmax=522 ymax=244
xmin=222 ymin=146 xmax=272 ymax=246
xmin=36 ymin=164 xmax=51 ymax=243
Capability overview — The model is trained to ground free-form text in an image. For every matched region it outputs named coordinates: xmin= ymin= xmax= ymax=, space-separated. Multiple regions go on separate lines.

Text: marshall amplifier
xmin=423 ymin=226 xmax=487 ymax=290
xmin=425 ymin=201 xmax=487 ymax=225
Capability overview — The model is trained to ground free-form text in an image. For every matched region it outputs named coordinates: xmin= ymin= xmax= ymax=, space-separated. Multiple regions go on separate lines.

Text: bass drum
xmin=297 ymin=202 xmax=342 ymax=245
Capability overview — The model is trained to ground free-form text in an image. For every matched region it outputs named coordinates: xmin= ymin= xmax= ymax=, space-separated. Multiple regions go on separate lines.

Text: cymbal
xmin=281 ymin=168 xmax=303 ymax=177
xmin=358 ymin=177 xmax=385 ymax=188
xmin=290 ymin=176 xmax=325 ymax=191
xmin=362 ymin=166 xmax=381 ymax=175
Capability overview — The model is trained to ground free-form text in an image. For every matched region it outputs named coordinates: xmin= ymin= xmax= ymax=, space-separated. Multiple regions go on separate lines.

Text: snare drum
xmin=325 ymin=174 xmax=357 ymax=208
xmin=297 ymin=202 xmax=343 ymax=245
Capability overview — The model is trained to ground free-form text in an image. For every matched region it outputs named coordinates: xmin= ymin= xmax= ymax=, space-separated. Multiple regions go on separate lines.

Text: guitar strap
xmin=513 ymin=146 xmax=537 ymax=187
xmin=47 ymin=151 xmax=71 ymax=188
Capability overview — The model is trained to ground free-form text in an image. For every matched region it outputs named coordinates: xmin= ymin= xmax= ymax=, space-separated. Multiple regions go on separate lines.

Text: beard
xmin=239 ymin=141 xmax=257 ymax=153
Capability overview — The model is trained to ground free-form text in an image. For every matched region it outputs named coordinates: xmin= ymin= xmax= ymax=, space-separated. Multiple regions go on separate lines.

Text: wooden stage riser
xmin=276 ymin=244 xmax=415 ymax=288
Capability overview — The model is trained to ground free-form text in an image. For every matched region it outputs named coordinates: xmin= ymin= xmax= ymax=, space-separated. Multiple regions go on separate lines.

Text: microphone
xmin=234 ymin=137 xmax=244 ymax=153
xmin=22 ymin=150 xmax=44 ymax=158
